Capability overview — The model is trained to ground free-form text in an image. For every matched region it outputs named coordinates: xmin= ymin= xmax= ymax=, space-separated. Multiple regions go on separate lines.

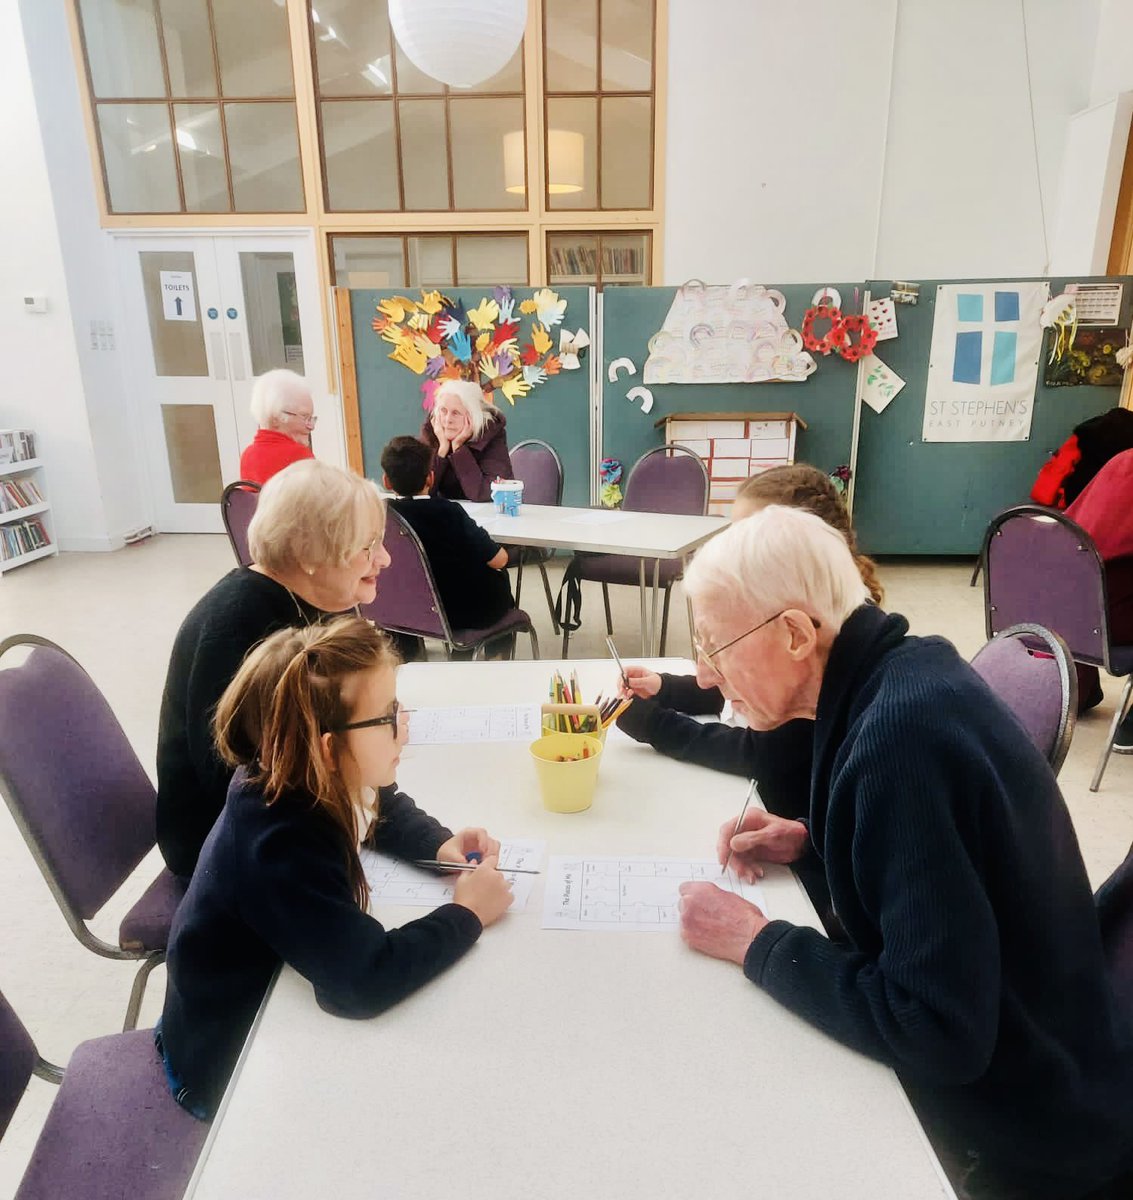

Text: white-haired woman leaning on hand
xmin=419 ymin=379 xmax=513 ymax=502
xmin=156 ymin=460 xmax=391 ymax=882
xmin=676 ymin=505 xmax=1133 ymax=1200
xmin=239 ymin=368 xmax=317 ymax=485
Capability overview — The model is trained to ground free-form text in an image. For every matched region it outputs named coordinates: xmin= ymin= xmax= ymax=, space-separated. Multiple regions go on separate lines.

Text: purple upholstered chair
xmin=504 ymin=439 xmax=564 ymax=633
xmin=572 ymin=443 xmax=708 ymax=656
xmin=968 ymin=623 xmax=1077 ymax=776
xmin=0 ymin=985 xmax=208 ymax=1199
xmin=221 ymin=479 xmax=260 ymax=566
xmin=361 ymin=509 xmax=540 ymax=660
xmin=0 ymin=636 xmax=185 ymax=1030
xmin=981 ymin=504 xmax=1133 ymax=791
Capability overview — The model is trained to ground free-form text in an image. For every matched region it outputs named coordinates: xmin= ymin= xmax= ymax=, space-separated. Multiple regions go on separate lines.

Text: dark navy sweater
xmin=160 ymin=771 xmax=482 ymax=1117
xmin=744 ymin=606 xmax=1133 ymax=1194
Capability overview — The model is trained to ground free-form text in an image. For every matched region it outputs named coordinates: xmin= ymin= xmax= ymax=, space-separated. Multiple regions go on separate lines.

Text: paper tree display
xmin=642 ymin=280 xmax=816 ymax=384
xmin=372 ymin=287 xmax=578 ymax=409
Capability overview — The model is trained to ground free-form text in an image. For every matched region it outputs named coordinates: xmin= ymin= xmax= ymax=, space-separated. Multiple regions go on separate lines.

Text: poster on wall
xmin=159 ymin=270 xmax=197 ymax=322
xmin=922 ymin=282 xmax=1049 ymax=443
xmin=1043 ymin=326 xmax=1126 ymax=388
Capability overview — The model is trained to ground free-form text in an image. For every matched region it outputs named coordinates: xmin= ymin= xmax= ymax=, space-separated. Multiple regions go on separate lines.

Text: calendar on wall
xmin=655 ymin=411 xmax=806 ymax=515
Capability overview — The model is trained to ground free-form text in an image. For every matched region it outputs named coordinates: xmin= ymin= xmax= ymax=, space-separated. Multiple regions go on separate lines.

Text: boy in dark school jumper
xmin=381 ymin=435 xmax=516 ymax=660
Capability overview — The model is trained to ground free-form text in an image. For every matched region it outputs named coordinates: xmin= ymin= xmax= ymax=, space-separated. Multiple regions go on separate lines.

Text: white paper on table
xmin=562 ymin=510 xmax=633 ymax=525
xmin=408 ymin=704 xmax=541 ymax=745
xmin=543 ymin=856 xmax=765 ymax=931
xmin=362 ymin=839 xmax=544 ymax=913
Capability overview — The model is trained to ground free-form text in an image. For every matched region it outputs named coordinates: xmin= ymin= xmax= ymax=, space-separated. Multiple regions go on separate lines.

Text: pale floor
xmin=1 ymin=538 xmax=1133 ymax=1195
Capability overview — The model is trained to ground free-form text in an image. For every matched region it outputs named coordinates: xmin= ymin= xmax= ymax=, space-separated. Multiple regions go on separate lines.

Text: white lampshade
xmin=388 ymin=0 xmax=527 ymax=89
xmin=504 ymin=129 xmax=585 ymax=194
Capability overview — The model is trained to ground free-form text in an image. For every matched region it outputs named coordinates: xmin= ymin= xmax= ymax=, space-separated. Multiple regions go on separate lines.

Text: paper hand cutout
xmin=468 ymin=297 xmax=500 ymax=331
xmin=531 ymin=288 xmax=567 ymax=328
xmin=418 ymin=291 xmax=445 ymax=314
xmin=532 ymin=324 xmax=553 ymax=355
xmin=390 ymin=341 xmax=428 ymax=374
xmin=438 ymin=313 xmax=463 ymax=339
xmin=378 ymin=296 xmax=418 ymax=322
xmin=522 ymin=365 xmax=548 ymax=386
xmin=448 ymin=329 xmax=473 ymax=362
xmin=500 ymin=375 xmax=532 ymax=404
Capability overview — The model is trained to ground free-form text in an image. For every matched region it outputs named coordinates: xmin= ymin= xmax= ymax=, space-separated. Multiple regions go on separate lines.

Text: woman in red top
xmin=418 ymin=379 xmax=512 ymax=502
xmin=239 ymin=369 xmax=317 ymax=485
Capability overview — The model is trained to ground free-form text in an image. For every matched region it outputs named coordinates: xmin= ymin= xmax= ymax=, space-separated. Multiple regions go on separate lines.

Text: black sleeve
xmin=654 ymin=673 xmax=724 ymax=716
xmin=365 ymin=786 xmax=452 ymax=861
xmin=453 ymin=504 xmax=501 ymax=563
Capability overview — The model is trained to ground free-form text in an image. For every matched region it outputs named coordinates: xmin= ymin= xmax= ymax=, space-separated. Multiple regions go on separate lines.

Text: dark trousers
xmin=1077 ymin=558 xmax=1133 ymax=715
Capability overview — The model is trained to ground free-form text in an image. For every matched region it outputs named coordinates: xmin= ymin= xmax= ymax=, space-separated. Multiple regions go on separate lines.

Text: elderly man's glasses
xmin=694 ymin=610 xmax=822 ymax=665
xmin=283 ymin=411 xmax=318 ymax=427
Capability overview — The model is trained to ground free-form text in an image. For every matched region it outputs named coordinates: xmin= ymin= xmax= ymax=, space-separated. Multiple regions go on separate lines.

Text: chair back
xmin=982 ymin=504 xmax=1111 ymax=669
xmin=968 ymin=623 xmax=1077 ymax=775
xmin=1096 ymin=842 xmax=1133 ymax=1012
xmin=0 ymin=987 xmax=34 ymax=1140
xmin=222 ymin=481 xmax=261 ymax=567
xmin=510 ymin=439 xmax=563 ymax=507
xmin=360 ymin=509 xmax=450 ymax=641
xmin=623 ymin=444 xmax=709 ymax=516
xmin=0 ymin=636 xmax=157 ymax=923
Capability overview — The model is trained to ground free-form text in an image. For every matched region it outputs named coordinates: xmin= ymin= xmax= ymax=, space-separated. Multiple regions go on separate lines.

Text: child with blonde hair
xmin=156 ymin=617 xmax=512 ymax=1118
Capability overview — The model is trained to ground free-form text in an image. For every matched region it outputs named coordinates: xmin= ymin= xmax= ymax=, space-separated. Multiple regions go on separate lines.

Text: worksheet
xmin=542 ymin=856 xmax=765 ymax=932
xmin=408 ymin=704 xmax=541 ymax=745
xmin=361 ymin=839 xmax=544 ymax=913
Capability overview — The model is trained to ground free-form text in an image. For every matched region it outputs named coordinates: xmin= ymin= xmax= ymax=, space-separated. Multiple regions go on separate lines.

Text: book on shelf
xmin=1 ymin=515 xmax=50 ymax=561
xmin=0 ymin=429 xmax=37 ymax=465
xmin=0 ymin=477 xmax=44 ymax=512
xmin=548 ymin=243 xmax=645 ymax=279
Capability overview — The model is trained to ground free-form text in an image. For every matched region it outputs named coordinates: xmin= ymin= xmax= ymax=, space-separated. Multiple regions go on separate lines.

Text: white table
xmin=185 ymin=660 xmax=954 ymax=1200
xmin=460 ymin=501 xmax=728 ymax=655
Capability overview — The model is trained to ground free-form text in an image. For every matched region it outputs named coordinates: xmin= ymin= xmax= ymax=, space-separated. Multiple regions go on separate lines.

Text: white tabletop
xmin=459 ymin=501 xmax=727 ymax=559
xmin=185 ymin=660 xmax=953 ymax=1200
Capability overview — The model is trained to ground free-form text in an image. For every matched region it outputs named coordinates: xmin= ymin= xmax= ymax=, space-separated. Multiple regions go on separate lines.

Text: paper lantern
xmin=388 ymin=0 xmax=527 ymax=89
xmin=504 ymin=129 xmax=585 ymax=194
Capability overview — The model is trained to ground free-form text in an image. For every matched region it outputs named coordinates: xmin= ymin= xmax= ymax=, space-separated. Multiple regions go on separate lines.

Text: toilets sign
xmin=159 ymin=271 xmax=197 ymax=322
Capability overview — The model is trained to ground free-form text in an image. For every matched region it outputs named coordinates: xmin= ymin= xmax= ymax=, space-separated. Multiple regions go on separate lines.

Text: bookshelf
xmin=0 ymin=432 xmax=57 ymax=573
xmin=547 ymin=231 xmax=652 ymax=290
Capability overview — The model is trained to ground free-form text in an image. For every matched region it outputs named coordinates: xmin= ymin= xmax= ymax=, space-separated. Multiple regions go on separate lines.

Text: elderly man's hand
xmin=679 ymin=882 xmax=767 ymax=963
xmin=717 ymin=810 xmax=810 ymax=881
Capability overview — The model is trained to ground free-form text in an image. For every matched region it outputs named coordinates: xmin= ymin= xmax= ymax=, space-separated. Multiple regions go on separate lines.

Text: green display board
xmin=350 ymin=287 xmax=593 ymax=506
xmin=852 ymin=276 xmax=1133 ymax=555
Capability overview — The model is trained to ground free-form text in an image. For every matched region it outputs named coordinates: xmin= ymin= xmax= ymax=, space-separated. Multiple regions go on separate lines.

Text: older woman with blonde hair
xmin=676 ymin=505 xmax=1133 ymax=1200
xmin=156 ymin=459 xmax=390 ymax=880
xmin=239 ymin=368 xmax=317 ymax=485
xmin=419 ymin=378 xmax=513 ymax=501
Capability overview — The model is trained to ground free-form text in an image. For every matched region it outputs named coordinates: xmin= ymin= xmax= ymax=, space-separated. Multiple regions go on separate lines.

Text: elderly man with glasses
xmin=677 ymin=505 xmax=1133 ymax=1200
xmin=239 ymin=368 xmax=318 ymax=485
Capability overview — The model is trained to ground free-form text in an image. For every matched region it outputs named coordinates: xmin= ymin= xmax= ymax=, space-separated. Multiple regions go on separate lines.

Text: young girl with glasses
xmin=156 ymin=616 xmax=512 ymax=1119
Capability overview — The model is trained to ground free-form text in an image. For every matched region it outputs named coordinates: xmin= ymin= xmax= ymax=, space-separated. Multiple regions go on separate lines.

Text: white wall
xmin=1089 ymin=0 xmax=1133 ymax=105
xmin=664 ymin=0 xmax=1101 ymax=284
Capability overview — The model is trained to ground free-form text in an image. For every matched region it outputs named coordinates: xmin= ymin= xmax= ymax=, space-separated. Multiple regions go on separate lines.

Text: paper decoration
xmin=600 ymin=458 xmax=623 ymax=508
xmin=811 ymin=287 xmax=842 ymax=309
xmin=643 ymin=280 xmax=815 ymax=384
xmin=374 ymin=286 xmax=565 ymax=407
xmin=835 ymin=314 xmax=878 ymax=363
xmin=159 ymin=271 xmax=196 ymax=321
xmin=802 ymin=305 xmax=845 ymax=355
xmin=1044 ymin=327 xmax=1126 ymax=388
xmin=559 ymin=327 xmax=590 ymax=370
xmin=608 ymin=357 xmax=636 ymax=382
xmin=860 ymin=354 xmax=906 ymax=414
xmin=1039 ymin=293 xmax=1077 ymax=364
xmin=626 ymin=386 xmax=654 ymax=415
xmin=891 ymin=281 xmax=920 ymax=305
xmin=1065 ymin=282 xmax=1123 ymax=325
xmin=866 ymin=297 xmax=898 ymax=341
xmin=923 ymin=282 xmax=1048 ymax=443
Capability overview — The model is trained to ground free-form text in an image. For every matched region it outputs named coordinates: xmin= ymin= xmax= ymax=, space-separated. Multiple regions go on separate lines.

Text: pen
xmin=465 ymin=852 xmax=482 ymax=864
xmin=605 ymin=635 xmax=630 ymax=691
xmin=720 ymin=779 xmax=757 ymax=877
xmin=414 ymin=860 xmax=540 ymax=875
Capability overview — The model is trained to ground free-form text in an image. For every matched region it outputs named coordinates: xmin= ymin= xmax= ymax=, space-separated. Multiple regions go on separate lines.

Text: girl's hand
xmin=453 ymin=856 xmax=513 ymax=927
xmin=435 ymin=827 xmax=500 ymax=866
xmin=619 ymin=665 xmax=662 ymax=700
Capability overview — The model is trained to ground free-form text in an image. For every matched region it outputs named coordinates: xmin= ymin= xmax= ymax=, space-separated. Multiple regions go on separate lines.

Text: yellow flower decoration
xmin=467 ymin=297 xmax=500 ymax=331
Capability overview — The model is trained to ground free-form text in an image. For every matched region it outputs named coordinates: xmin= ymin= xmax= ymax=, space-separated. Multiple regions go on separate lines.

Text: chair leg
xmin=514 ymin=556 xmax=525 ymax=608
xmin=969 ymin=553 xmax=982 ymax=588
xmin=602 ymin=583 xmax=613 ymax=635
xmin=658 ymin=585 xmax=673 ymax=657
xmin=528 ymin=625 xmax=540 ymax=660
xmin=561 ymin=625 xmax=571 ymax=659
xmin=1091 ymin=676 xmax=1133 ymax=792
xmin=124 ymin=952 xmax=164 ymax=1032
xmin=539 ymin=560 xmax=560 ymax=635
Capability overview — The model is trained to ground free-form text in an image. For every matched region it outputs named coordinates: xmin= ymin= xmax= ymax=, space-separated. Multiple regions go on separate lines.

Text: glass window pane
xmin=448 ymin=98 xmax=525 ymax=210
xmin=456 ymin=235 xmax=529 ymax=285
xmin=97 ymin=103 xmax=180 ymax=213
xmin=225 ymin=102 xmax=304 ymax=211
xmin=394 ymin=41 xmax=444 ymax=94
xmin=600 ymin=95 xmax=651 ymax=208
xmin=239 ymin=252 xmax=304 ymax=375
xmin=600 ymin=0 xmax=653 ymax=91
xmin=399 ymin=101 xmax=449 ymax=210
xmin=547 ymin=232 xmax=598 ymax=284
xmin=545 ymin=96 xmax=596 ymax=209
xmin=174 ymin=104 xmax=229 ymax=211
xmin=213 ymin=0 xmax=294 ymax=96
xmin=545 ymin=0 xmax=596 ymax=91
xmin=158 ymin=0 xmax=216 ymax=97
xmin=313 ymin=0 xmax=393 ymax=95
xmin=321 ymin=100 xmax=398 ymax=210
xmin=601 ymin=231 xmax=650 ymax=285
xmin=79 ymin=0 xmax=165 ymax=98
xmin=140 ymin=252 xmax=208 ymax=376
xmin=161 ymin=404 xmax=223 ymax=503
xmin=330 ymin=235 xmax=406 ymax=287
xmin=465 ymin=42 xmax=524 ymax=93
xmin=406 ymin=237 xmax=454 ymax=288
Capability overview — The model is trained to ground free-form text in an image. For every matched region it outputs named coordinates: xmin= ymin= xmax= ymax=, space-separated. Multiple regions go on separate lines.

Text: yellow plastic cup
xmin=530 ymin=733 xmax=603 ymax=813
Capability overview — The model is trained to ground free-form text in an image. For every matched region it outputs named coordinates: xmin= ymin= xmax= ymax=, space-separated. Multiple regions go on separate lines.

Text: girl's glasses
xmin=329 ymin=700 xmax=408 ymax=736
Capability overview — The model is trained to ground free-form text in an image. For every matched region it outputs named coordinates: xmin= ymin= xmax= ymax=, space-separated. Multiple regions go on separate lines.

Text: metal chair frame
xmin=221 ymin=479 xmax=261 ymax=567
xmin=508 ymin=438 xmax=564 ymax=635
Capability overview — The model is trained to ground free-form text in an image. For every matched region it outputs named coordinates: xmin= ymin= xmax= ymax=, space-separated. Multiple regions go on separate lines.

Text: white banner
xmin=923 ymin=281 xmax=1049 ymax=442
